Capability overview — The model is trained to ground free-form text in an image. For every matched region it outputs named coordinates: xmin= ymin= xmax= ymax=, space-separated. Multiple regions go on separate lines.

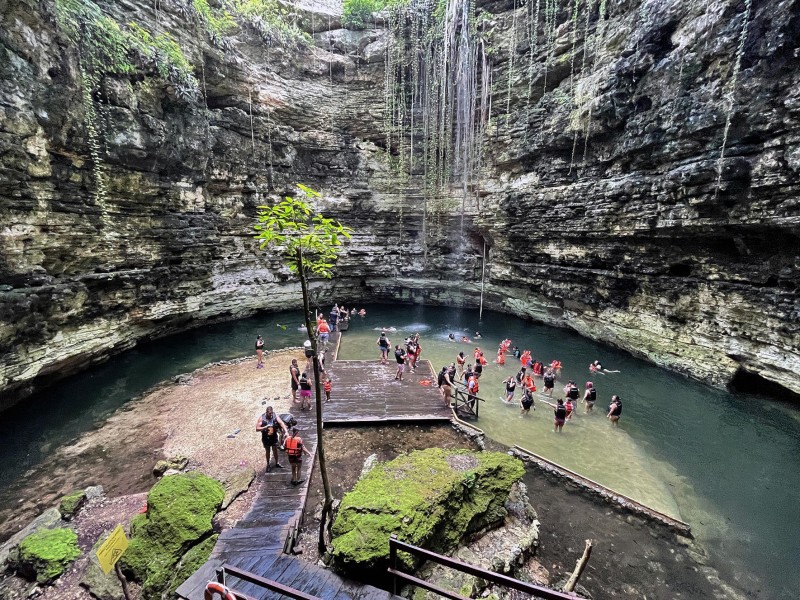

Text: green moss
xmin=167 ymin=534 xmax=219 ymax=597
xmin=17 ymin=528 xmax=80 ymax=584
xmin=59 ymin=490 xmax=87 ymax=520
xmin=330 ymin=449 xmax=524 ymax=575
xmin=121 ymin=473 xmax=224 ymax=598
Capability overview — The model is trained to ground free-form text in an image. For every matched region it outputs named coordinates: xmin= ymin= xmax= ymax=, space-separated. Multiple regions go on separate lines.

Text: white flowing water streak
xmin=714 ymin=0 xmax=753 ymax=199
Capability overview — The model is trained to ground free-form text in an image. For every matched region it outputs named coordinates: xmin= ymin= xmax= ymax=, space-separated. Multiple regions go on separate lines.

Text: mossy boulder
xmin=120 ymin=472 xmax=224 ymax=598
xmin=167 ymin=534 xmax=218 ymax=597
xmin=59 ymin=490 xmax=87 ymax=521
xmin=330 ymin=449 xmax=525 ymax=576
xmin=13 ymin=528 xmax=80 ymax=583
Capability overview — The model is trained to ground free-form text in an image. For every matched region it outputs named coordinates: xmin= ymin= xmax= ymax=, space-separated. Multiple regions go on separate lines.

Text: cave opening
xmin=730 ymin=367 xmax=800 ymax=402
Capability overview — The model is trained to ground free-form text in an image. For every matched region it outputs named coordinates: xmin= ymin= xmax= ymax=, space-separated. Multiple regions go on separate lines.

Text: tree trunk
xmin=296 ymin=247 xmax=335 ymax=555
xmin=564 ymin=539 xmax=593 ymax=593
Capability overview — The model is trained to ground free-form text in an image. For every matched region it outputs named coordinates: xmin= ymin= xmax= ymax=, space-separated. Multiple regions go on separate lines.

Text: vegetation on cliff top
xmin=330 ymin=448 xmax=525 ymax=574
xmin=121 ymin=472 xmax=224 ymax=598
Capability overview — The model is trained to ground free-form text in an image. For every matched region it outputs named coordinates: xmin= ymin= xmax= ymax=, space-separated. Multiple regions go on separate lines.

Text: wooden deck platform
xmin=322 ymin=359 xmax=452 ymax=425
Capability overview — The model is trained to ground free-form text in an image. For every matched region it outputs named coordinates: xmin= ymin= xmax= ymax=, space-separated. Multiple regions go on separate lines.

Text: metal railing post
xmin=389 ymin=534 xmax=398 ymax=596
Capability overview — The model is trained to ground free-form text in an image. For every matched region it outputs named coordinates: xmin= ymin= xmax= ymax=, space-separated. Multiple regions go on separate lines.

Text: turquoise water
xmin=1 ymin=304 xmax=798 ymax=599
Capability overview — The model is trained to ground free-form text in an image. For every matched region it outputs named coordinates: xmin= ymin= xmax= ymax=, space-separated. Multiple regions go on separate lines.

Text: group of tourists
xmin=256 ymin=406 xmax=312 ymax=485
xmin=392 ymin=333 xmax=423 ymax=381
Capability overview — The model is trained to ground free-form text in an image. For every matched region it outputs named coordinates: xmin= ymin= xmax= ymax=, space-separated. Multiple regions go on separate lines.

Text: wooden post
xmin=564 ymin=539 xmax=593 ymax=593
xmin=389 ymin=534 xmax=398 ymax=595
xmin=114 ymin=563 xmax=132 ymax=600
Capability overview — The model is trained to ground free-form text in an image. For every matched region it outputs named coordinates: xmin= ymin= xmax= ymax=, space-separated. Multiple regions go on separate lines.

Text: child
xmin=323 ymin=374 xmax=332 ymax=402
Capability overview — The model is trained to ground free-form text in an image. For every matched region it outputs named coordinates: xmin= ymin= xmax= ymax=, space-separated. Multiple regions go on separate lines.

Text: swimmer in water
xmin=358 ymin=309 xmax=366 ymax=316
xmin=461 ymin=335 xmax=471 ymax=343
xmin=592 ymin=359 xmax=620 ymax=374
xmin=474 ymin=331 xmax=482 ymax=339
xmin=448 ymin=333 xmax=456 ymax=341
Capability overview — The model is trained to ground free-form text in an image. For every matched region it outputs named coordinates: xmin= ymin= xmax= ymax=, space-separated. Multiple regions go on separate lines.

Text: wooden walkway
xmin=177 ymin=333 xmax=450 ymax=600
xmin=322 ymin=359 xmax=452 ymax=424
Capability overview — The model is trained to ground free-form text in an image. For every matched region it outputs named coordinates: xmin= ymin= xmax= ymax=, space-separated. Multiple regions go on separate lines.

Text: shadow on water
xmin=0 ymin=304 xmax=798 ymax=600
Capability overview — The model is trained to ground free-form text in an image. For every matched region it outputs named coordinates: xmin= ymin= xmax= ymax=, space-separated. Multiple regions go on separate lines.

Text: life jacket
xmin=324 ymin=380 xmax=332 ymax=392
xmin=468 ymin=375 xmax=479 ymax=394
xmin=533 ymin=362 xmax=543 ymax=376
xmin=565 ymin=400 xmax=574 ymax=414
xmin=551 ymin=360 xmax=562 ymax=370
xmin=555 ymin=405 xmax=567 ymax=419
xmin=497 ymin=353 xmax=505 ymax=365
xmin=524 ymin=376 xmax=536 ymax=393
xmin=544 ymin=374 xmax=554 ymax=386
xmin=568 ymin=386 xmax=579 ymax=400
xmin=318 ymin=321 xmax=330 ymax=334
xmin=285 ymin=436 xmax=303 ymax=457
xmin=589 ymin=388 xmax=597 ymax=401
xmin=478 ymin=356 xmax=487 ymax=366
xmin=299 ymin=376 xmax=311 ymax=391
xmin=474 ymin=348 xmax=481 ymax=360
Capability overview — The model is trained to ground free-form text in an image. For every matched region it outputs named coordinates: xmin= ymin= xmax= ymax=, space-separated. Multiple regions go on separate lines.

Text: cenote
xmin=0 ymin=304 xmax=798 ymax=599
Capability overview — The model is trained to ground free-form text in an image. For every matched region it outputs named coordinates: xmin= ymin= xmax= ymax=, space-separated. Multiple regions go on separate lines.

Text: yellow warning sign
xmin=96 ymin=525 xmax=129 ymax=574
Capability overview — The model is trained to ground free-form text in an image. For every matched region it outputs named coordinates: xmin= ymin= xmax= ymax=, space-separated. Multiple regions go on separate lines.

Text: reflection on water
xmin=0 ymin=304 xmax=798 ymax=600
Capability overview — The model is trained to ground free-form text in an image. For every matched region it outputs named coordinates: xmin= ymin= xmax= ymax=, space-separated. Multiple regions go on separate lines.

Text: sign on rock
xmin=96 ymin=524 xmax=129 ymax=574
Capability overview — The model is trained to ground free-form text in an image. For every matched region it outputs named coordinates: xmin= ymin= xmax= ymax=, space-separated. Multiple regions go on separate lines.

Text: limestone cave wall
xmin=0 ymin=0 xmax=797 ymax=409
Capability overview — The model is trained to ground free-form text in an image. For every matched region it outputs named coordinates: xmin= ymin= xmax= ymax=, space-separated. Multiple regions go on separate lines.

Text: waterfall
xmin=505 ymin=0 xmax=518 ymax=131
xmin=714 ymin=0 xmax=753 ymax=199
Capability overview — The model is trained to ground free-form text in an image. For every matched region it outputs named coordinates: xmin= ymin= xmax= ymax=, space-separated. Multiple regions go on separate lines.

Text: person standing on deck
xmin=329 ymin=305 xmax=339 ymax=332
xmin=438 ymin=366 xmax=453 ymax=407
xmin=256 ymin=406 xmax=288 ymax=472
xmin=284 ymin=427 xmax=313 ymax=486
xmin=377 ymin=331 xmax=391 ymax=364
xmin=394 ymin=345 xmax=407 ymax=381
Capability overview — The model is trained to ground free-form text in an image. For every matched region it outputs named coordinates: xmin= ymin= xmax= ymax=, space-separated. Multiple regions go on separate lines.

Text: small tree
xmin=254 ymin=184 xmax=352 ymax=553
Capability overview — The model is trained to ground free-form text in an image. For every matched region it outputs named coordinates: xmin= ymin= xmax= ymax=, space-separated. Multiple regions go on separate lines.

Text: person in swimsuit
xmin=608 ymin=395 xmax=623 ymax=425
xmin=583 ymin=381 xmax=596 ymax=412
xmin=289 ymin=358 xmax=301 ymax=402
xmin=377 ymin=331 xmax=391 ymax=364
xmin=542 ymin=398 xmax=567 ymax=432
xmin=255 ymin=335 xmax=265 ymax=369
xmin=456 ymin=352 xmax=466 ymax=378
xmin=394 ymin=345 xmax=406 ymax=381
xmin=503 ymin=376 xmax=517 ymax=403
xmin=298 ymin=372 xmax=313 ymax=410
xmin=520 ymin=388 xmax=534 ymax=415
xmin=543 ymin=368 xmax=555 ymax=396
xmin=438 ymin=366 xmax=453 ymax=407
xmin=256 ymin=406 xmax=288 ymax=472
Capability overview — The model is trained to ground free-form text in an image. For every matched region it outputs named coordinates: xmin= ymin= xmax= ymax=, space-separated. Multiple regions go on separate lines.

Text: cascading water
xmin=714 ymin=0 xmax=752 ymax=199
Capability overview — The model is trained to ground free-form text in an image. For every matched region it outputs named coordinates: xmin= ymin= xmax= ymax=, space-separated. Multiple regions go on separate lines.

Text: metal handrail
xmin=388 ymin=535 xmax=586 ymax=600
xmin=215 ymin=564 xmax=322 ymax=600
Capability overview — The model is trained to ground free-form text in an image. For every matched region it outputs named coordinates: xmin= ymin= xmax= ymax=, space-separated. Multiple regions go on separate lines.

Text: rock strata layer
xmin=0 ymin=0 xmax=797 ymax=409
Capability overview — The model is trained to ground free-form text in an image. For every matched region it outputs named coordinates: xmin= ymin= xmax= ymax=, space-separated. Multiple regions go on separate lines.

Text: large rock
xmin=330 ymin=449 xmax=525 ymax=576
xmin=9 ymin=528 xmax=80 ymax=584
xmin=120 ymin=472 xmax=224 ymax=598
xmin=0 ymin=507 xmax=62 ymax=568
xmin=220 ymin=467 xmax=255 ymax=509
xmin=58 ymin=489 xmax=87 ymax=521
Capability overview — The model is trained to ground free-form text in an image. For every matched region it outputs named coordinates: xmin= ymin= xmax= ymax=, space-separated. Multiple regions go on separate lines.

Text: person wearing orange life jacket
xmin=467 ymin=373 xmax=480 ymax=408
xmin=284 ymin=427 xmax=313 ymax=486
xmin=456 ymin=352 xmax=466 ymax=377
xmin=323 ymin=374 xmax=332 ymax=402
xmin=523 ymin=375 xmax=537 ymax=395
xmin=496 ymin=348 xmax=505 ymax=365
xmin=474 ymin=347 xmax=482 ymax=360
